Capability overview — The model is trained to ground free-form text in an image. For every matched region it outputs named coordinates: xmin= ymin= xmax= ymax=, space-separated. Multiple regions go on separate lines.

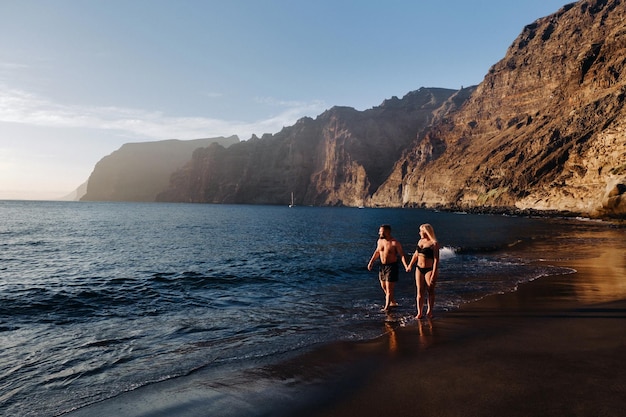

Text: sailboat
xmin=289 ymin=192 xmax=295 ymax=207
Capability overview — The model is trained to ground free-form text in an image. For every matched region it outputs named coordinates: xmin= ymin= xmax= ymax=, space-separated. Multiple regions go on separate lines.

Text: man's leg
xmin=388 ymin=282 xmax=397 ymax=307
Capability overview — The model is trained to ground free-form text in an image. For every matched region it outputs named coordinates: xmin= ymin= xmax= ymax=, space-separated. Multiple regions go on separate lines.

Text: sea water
xmin=0 ymin=201 xmax=603 ymax=416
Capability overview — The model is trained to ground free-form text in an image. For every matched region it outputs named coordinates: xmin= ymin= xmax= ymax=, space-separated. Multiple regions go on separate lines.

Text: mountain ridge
xmin=371 ymin=0 xmax=625 ymax=218
xmin=156 ymin=87 xmax=472 ymax=206
xmin=81 ymin=0 xmax=625 ymax=219
xmin=81 ymin=136 xmax=239 ymax=202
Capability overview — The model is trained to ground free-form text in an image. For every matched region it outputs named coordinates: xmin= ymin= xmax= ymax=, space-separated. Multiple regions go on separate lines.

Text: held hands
xmin=405 ymin=259 xmax=414 ymax=273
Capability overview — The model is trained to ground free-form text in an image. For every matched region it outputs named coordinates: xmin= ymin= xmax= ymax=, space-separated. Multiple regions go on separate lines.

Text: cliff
xmin=81 ymin=136 xmax=239 ymax=202
xmin=372 ymin=0 xmax=626 ymax=218
xmin=87 ymin=0 xmax=626 ymax=219
xmin=157 ymin=0 xmax=625 ymax=218
xmin=156 ymin=88 xmax=472 ymax=205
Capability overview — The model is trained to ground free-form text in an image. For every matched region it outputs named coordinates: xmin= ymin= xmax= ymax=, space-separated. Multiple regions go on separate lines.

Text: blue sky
xmin=0 ymin=0 xmax=571 ymax=199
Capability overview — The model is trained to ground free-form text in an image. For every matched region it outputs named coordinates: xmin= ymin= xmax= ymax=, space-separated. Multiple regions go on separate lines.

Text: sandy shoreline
xmin=64 ymin=231 xmax=625 ymax=417
xmin=303 ymin=245 xmax=626 ymax=417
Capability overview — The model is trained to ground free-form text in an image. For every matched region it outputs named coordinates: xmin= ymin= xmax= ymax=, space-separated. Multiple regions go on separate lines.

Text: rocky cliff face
xmin=81 ymin=136 xmax=239 ymax=202
xmin=373 ymin=0 xmax=626 ymax=218
xmin=156 ymin=88 xmax=472 ymax=205
xmin=91 ymin=0 xmax=626 ymax=219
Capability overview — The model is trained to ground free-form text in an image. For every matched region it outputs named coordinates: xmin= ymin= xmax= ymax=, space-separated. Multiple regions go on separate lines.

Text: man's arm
xmin=397 ymin=241 xmax=409 ymax=270
xmin=406 ymin=251 xmax=418 ymax=272
xmin=367 ymin=242 xmax=381 ymax=271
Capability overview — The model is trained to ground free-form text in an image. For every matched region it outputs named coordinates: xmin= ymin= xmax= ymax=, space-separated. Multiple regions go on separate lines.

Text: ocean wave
xmin=439 ymin=246 xmax=456 ymax=259
xmin=0 ymin=266 xmax=350 ymax=324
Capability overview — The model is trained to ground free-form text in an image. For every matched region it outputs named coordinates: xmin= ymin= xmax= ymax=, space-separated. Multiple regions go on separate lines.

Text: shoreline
xmin=302 ymin=243 xmax=626 ymax=417
xmin=63 ymin=231 xmax=626 ymax=417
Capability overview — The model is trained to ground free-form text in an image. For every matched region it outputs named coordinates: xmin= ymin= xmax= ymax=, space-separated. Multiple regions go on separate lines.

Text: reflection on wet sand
xmin=383 ymin=317 xmax=437 ymax=359
xmin=384 ymin=322 xmax=398 ymax=356
xmin=566 ymin=246 xmax=626 ymax=302
xmin=416 ymin=319 xmax=435 ymax=350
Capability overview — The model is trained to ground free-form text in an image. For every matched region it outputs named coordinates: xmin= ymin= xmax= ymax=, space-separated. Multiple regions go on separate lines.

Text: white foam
xmin=439 ymin=246 xmax=456 ymax=260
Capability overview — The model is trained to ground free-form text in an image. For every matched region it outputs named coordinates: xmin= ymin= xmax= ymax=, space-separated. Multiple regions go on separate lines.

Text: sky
xmin=0 ymin=0 xmax=572 ymax=200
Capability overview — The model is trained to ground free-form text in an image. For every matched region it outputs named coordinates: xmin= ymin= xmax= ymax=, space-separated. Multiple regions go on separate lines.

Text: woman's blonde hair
xmin=420 ymin=223 xmax=437 ymax=241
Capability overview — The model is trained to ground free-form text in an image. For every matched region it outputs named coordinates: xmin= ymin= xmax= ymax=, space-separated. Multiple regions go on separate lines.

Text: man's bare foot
xmin=416 ymin=313 xmax=423 ymax=319
xmin=390 ymin=302 xmax=399 ymax=307
xmin=427 ymin=311 xmax=433 ymax=318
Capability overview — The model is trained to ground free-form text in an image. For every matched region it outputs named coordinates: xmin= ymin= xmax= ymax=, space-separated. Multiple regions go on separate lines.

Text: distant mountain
xmin=372 ymin=0 xmax=626 ymax=218
xmin=156 ymin=88 xmax=472 ymax=205
xmin=60 ymin=181 xmax=88 ymax=201
xmin=81 ymin=136 xmax=239 ymax=202
xmin=157 ymin=0 xmax=624 ymax=218
xmin=85 ymin=0 xmax=626 ymax=219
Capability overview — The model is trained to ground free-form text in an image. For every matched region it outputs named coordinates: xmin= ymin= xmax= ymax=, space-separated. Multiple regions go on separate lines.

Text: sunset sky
xmin=0 ymin=0 xmax=570 ymax=200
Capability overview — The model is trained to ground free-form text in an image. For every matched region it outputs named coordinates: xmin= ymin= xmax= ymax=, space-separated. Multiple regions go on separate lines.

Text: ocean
xmin=0 ymin=201 xmax=619 ymax=416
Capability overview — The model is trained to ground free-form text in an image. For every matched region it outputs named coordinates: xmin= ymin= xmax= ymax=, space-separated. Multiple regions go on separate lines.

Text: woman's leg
xmin=415 ymin=271 xmax=426 ymax=318
xmin=425 ymin=271 xmax=436 ymax=318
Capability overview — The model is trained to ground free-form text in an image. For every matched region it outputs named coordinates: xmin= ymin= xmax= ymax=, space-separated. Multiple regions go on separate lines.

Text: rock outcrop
xmin=81 ymin=136 xmax=239 ymax=202
xmin=372 ymin=0 xmax=626 ymax=218
xmin=156 ymin=88 xmax=472 ymax=205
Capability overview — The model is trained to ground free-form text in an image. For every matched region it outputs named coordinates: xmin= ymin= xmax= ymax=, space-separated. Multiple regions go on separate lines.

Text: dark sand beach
xmin=64 ymin=227 xmax=625 ymax=417
xmin=303 ymin=244 xmax=626 ymax=417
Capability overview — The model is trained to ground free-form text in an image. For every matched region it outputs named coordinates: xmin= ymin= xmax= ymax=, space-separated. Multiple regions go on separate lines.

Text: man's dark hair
xmin=381 ymin=224 xmax=391 ymax=232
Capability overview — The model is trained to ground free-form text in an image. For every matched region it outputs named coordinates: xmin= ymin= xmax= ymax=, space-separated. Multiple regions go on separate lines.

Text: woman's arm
xmin=431 ymin=243 xmax=440 ymax=279
xmin=406 ymin=251 xmax=418 ymax=272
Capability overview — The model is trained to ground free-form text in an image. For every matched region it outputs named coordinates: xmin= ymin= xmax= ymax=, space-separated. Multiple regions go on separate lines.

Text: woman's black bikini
xmin=416 ymin=244 xmax=434 ymax=274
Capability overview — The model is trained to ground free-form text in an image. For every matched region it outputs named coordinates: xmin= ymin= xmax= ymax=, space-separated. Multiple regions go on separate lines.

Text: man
xmin=367 ymin=224 xmax=408 ymax=311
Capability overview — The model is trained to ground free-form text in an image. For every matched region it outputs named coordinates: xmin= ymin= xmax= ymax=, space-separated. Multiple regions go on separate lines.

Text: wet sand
xmin=304 ymin=246 xmax=626 ymax=417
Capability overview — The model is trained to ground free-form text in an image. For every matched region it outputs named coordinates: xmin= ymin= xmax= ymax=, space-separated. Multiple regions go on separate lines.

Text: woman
xmin=406 ymin=223 xmax=440 ymax=319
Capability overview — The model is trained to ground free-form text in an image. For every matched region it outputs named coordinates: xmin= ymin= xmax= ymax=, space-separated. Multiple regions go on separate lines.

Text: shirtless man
xmin=367 ymin=224 xmax=408 ymax=311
